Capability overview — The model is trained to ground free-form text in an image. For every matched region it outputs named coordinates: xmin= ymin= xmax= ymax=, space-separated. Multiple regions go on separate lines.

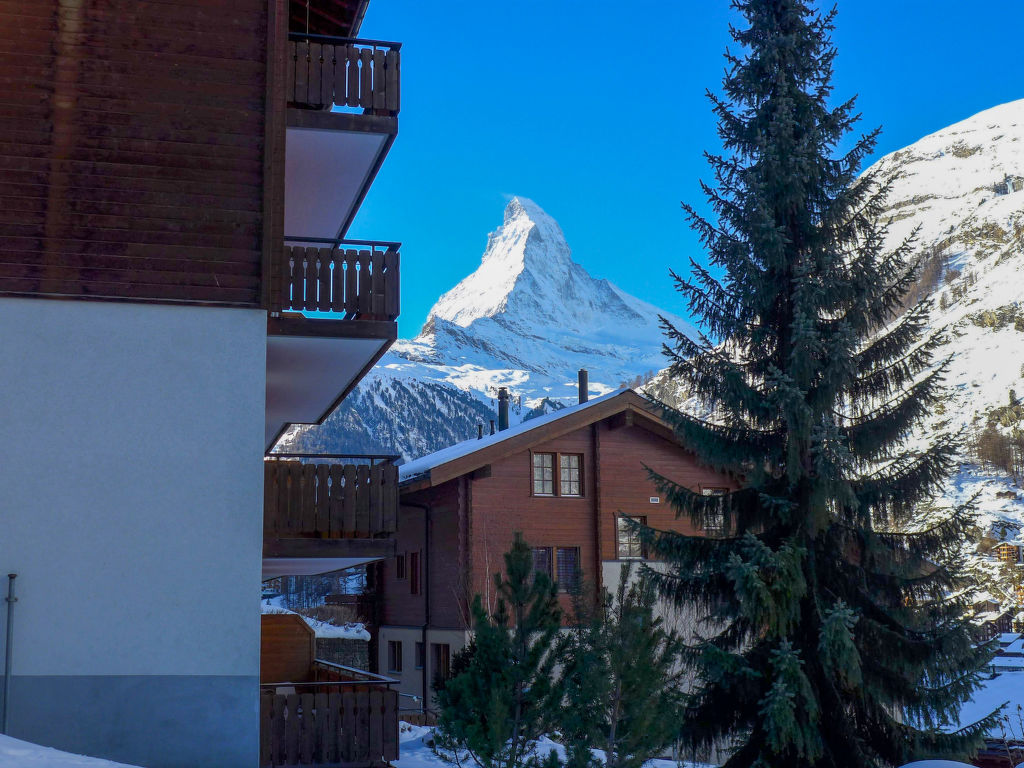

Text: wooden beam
xmin=263 ymin=536 xmax=396 ymax=559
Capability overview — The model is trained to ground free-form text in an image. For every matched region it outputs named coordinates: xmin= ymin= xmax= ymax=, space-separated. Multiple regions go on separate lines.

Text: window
xmin=395 ymin=553 xmax=406 ymax=580
xmin=532 ymin=452 xmax=554 ymax=495
xmin=556 ymin=547 xmax=580 ymax=593
xmin=432 ymin=643 xmax=451 ymax=685
xmin=617 ymin=516 xmax=647 ymax=559
xmin=387 ymin=640 xmax=403 ymax=673
xmin=415 ymin=642 xmax=425 ymax=669
xmin=532 ymin=452 xmax=584 ymax=497
xmin=409 ymin=551 xmax=420 ymax=595
xmin=532 ymin=547 xmax=552 ymax=578
xmin=702 ymin=487 xmax=728 ymax=534
xmin=560 ymin=454 xmax=582 ymax=496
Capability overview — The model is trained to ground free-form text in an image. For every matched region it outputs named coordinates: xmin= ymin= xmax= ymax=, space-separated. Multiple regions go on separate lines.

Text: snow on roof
xmin=952 ymin=670 xmax=1024 ymax=734
xmin=0 ymin=734 xmax=141 ymax=767
xmin=398 ymin=389 xmax=636 ymax=483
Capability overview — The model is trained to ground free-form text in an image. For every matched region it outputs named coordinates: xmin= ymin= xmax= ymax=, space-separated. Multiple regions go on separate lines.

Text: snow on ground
xmin=260 ymin=597 xmax=370 ymax=641
xmin=394 ymin=723 xmax=713 ymax=768
xmin=0 ymin=735 xmax=139 ymax=768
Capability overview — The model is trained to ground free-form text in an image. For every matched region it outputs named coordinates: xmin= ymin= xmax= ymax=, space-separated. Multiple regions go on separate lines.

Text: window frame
xmin=431 ymin=643 xmax=452 ymax=685
xmin=395 ymin=553 xmax=406 ymax=580
xmin=616 ymin=515 xmax=648 ymax=560
xmin=387 ymin=640 xmax=403 ymax=674
xmin=530 ymin=451 xmax=585 ymax=498
xmin=415 ymin=641 xmax=425 ymax=670
xmin=409 ymin=551 xmax=421 ymax=595
xmin=701 ymin=486 xmax=729 ymax=534
xmin=555 ymin=546 xmax=581 ymax=593
xmin=532 ymin=546 xmax=553 ymax=579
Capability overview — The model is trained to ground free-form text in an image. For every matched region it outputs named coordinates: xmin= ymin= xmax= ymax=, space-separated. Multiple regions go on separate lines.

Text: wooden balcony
xmin=264 ymin=241 xmax=399 ymax=449
xmin=263 ymin=457 xmax=398 ymax=576
xmin=270 ymin=239 xmax=399 ymax=321
xmin=287 ymin=36 xmax=400 ymax=116
xmin=260 ymin=614 xmax=398 ymax=767
xmin=281 ymin=35 xmax=400 ymax=240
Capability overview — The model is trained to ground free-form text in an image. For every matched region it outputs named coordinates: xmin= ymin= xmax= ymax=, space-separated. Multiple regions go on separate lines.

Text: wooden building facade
xmin=377 ymin=390 xmax=734 ymax=710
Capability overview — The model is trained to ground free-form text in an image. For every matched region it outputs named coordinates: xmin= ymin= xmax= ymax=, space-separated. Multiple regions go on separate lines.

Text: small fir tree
xmin=557 ymin=564 xmax=686 ymax=768
xmin=645 ymin=2 xmax=997 ymax=767
xmin=434 ymin=534 xmax=562 ymax=768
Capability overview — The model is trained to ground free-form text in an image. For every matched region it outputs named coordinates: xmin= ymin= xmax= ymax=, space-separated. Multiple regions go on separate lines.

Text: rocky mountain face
xmin=646 ymin=99 xmax=1024 ymax=616
xmin=279 ymin=197 xmax=688 ymax=458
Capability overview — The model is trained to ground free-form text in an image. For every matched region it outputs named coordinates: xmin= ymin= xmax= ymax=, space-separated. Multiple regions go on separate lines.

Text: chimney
xmin=497 ymin=387 xmax=510 ymax=431
xmin=477 ymin=423 xmax=483 ymax=440
xmin=489 ymin=419 xmax=495 ymax=435
xmin=578 ymin=369 xmax=589 ymax=404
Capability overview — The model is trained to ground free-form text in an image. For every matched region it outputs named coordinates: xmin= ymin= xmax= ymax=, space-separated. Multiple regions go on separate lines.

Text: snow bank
xmin=260 ymin=598 xmax=371 ymax=641
xmin=0 ymin=735 xmax=140 ymax=768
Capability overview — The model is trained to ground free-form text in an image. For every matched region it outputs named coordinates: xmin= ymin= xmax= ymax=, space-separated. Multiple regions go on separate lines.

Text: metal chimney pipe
xmin=2 ymin=573 xmax=16 ymax=735
xmin=497 ymin=388 xmax=510 ymax=431
xmin=578 ymin=369 xmax=589 ymax=404
xmin=489 ymin=419 xmax=495 ymax=436
xmin=477 ymin=424 xmax=483 ymax=440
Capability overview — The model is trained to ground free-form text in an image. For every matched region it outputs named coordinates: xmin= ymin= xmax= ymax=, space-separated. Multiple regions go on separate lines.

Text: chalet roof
xmin=398 ymin=389 xmax=676 ymax=490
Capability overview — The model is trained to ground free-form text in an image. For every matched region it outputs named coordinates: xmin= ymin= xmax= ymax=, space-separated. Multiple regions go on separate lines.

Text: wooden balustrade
xmin=271 ymin=244 xmax=399 ymax=320
xmin=259 ymin=686 xmax=399 ymax=767
xmin=287 ymin=38 xmax=400 ymax=115
xmin=264 ymin=460 xmax=399 ymax=539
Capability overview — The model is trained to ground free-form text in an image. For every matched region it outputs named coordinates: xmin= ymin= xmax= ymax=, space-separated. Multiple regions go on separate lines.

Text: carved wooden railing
xmin=264 ymin=457 xmax=399 ymax=539
xmin=260 ymin=663 xmax=399 ymax=767
xmin=287 ymin=34 xmax=400 ymax=116
xmin=271 ymin=239 xmax=399 ymax=320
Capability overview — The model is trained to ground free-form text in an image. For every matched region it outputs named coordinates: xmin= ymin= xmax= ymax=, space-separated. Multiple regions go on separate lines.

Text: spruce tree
xmin=645 ymin=2 xmax=997 ymax=766
xmin=434 ymin=534 xmax=562 ymax=768
xmin=557 ymin=564 xmax=686 ymax=768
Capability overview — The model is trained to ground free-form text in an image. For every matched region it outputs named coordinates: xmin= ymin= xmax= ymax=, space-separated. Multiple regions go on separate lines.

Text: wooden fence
xmin=287 ymin=38 xmax=400 ymax=115
xmin=260 ymin=686 xmax=399 ymax=767
xmin=265 ymin=460 xmax=399 ymax=539
xmin=271 ymin=244 xmax=399 ymax=320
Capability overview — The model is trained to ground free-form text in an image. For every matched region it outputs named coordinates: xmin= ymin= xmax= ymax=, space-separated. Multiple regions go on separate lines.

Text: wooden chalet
xmin=376 ymin=385 xmax=735 ymax=711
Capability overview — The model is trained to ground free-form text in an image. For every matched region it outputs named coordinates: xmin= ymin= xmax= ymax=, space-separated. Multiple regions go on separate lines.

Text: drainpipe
xmin=2 ymin=573 xmax=17 ymax=735
xmin=402 ymin=502 xmax=431 ymax=714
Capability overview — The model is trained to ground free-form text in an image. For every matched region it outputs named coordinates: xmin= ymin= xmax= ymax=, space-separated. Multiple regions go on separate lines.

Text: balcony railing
xmin=264 ymin=456 xmax=400 ymax=539
xmin=260 ymin=661 xmax=399 ymax=767
xmin=271 ymin=238 xmax=400 ymax=320
xmin=287 ymin=34 xmax=400 ymax=116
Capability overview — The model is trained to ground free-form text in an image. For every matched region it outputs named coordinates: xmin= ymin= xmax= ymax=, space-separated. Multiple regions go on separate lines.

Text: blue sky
xmin=348 ymin=1 xmax=1024 ymax=339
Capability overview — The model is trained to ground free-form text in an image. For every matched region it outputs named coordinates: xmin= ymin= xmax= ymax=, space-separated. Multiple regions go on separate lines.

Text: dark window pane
xmin=556 ymin=547 xmax=580 ymax=592
xmin=388 ymin=640 xmax=403 ymax=673
xmin=532 ymin=547 xmax=552 ymax=577
xmin=410 ymin=551 xmax=420 ymax=594
xmin=701 ymin=487 xmax=727 ymax=533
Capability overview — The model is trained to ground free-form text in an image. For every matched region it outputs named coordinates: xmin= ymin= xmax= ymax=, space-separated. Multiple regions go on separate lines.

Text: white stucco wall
xmin=0 ymin=297 xmax=265 ymax=676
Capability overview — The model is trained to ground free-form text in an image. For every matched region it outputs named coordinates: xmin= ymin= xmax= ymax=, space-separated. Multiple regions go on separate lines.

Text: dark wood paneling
xmin=261 ymin=613 xmax=315 ymax=684
xmin=0 ymin=0 xmax=268 ymax=305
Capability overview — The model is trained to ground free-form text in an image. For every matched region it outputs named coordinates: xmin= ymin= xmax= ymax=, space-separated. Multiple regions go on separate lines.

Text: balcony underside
xmin=285 ymin=110 xmax=397 ymax=239
xmin=265 ymin=317 xmax=395 ymax=449
xmin=262 ymin=546 xmax=393 ymax=580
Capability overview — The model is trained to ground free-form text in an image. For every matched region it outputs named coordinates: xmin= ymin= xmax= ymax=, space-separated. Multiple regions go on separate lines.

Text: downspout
xmin=403 ymin=501 xmax=431 ymax=713
xmin=2 ymin=573 xmax=17 ymax=735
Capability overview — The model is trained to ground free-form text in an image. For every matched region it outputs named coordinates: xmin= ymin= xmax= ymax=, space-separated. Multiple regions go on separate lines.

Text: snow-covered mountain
xmin=647 ymin=98 xmax=1024 ymax=614
xmin=280 ymin=197 xmax=690 ymax=457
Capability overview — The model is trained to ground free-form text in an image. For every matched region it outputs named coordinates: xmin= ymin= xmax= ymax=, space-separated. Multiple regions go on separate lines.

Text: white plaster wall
xmin=0 ymin=298 xmax=265 ymax=676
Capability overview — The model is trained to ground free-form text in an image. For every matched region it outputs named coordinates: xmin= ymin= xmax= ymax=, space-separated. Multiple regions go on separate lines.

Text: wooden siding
xmin=262 ymin=613 xmax=316 ymax=684
xmin=0 ymin=0 xmax=268 ymax=305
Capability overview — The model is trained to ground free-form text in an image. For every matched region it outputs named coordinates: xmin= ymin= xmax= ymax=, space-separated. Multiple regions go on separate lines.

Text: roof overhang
xmin=262 ymin=535 xmax=396 ymax=579
xmin=285 ymin=110 xmax=397 ymax=239
xmin=401 ymin=391 xmax=678 ymax=492
xmin=265 ymin=316 xmax=396 ymax=449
